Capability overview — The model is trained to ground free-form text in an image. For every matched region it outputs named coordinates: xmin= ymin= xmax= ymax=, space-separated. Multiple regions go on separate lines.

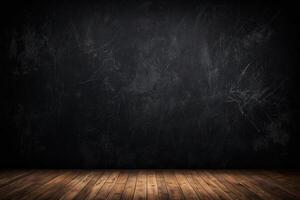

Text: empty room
xmin=1 ymin=0 xmax=300 ymax=199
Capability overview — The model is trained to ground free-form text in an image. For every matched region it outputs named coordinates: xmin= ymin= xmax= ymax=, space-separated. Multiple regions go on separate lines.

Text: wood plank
xmin=85 ymin=170 xmax=112 ymax=200
xmin=133 ymin=170 xmax=147 ymax=200
xmin=210 ymin=170 xmax=252 ymax=200
xmin=0 ymin=170 xmax=27 ymax=179
xmin=259 ymin=170 xmax=300 ymax=198
xmin=175 ymin=170 xmax=199 ymax=200
xmin=202 ymin=171 xmax=238 ymax=200
xmin=5 ymin=170 xmax=60 ymax=200
xmin=0 ymin=170 xmax=299 ymax=200
xmin=163 ymin=170 xmax=185 ymax=200
xmin=198 ymin=171 xmax=234 ymax=200
xmin=224 ymin=171 xmax=271 ymax=200
xmin=59 ymin=171 xmax=94 ymax=200
xmin=73 ymin=170 xmax=104 ymax=200
xmin=0 ymin=170 xmax=33 ymax=188
xmin=0 ymin=171 xmax=36 ymax=196
xmin=94 ymin=170 xmax=120 ymax=200
xmin=147 ymin=170 xmax=159 ymax=200
xmin=0 ymin=170 xmax=53 ymax=199
xmin=106 ymin=170 xmax=129 ymax=200
xmin=155 ymin=170 xmax=169 ymax=200
xmin=233 ymin=170 xmax=282 ymax=200
xmin=26 ymin=170 xmax=79 ymax=199
xmin=242 ymin=171 xmax=299 ymax=200
xmin=192 ymin=170 xmax=223 ymax=200
xmin=184 ymin=170 xmax=213 ymax=200
xmin=121 ymin=170 xmax=138 ymax=200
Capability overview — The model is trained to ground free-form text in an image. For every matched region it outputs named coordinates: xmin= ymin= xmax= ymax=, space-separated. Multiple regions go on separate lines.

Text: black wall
xmin=1 ymin=0 xmax=300 ymax=168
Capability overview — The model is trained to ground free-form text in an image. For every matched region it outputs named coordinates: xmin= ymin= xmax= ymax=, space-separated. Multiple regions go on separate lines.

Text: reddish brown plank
xmin=121 ymin=170 xmax=138 ymax=200
xmin=133 ymin=170 xmax=147 ymax=200
xmin=0 ymin=170 xmax=299 ymax=200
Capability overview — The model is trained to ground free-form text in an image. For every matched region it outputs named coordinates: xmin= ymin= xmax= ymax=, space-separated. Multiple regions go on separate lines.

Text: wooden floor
xmin=0 ymin=170 xmax=300 ymax=200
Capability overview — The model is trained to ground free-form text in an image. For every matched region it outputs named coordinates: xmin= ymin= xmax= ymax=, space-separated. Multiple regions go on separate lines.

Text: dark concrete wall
xmin=1 ymin=0 xmax=300 ymax=168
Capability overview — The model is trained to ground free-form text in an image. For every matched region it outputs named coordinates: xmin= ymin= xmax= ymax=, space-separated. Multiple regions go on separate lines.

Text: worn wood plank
xmin=59 ymin=171 xmax=94 ymax=200
xmin=259 ymin=170 xmax=300 ymax=198
xmin=184 ymin=170 xmax=212 ymax=200
xmin=200 ymin=170 xmax=237 ymax=200
xmin=155 ymin=170 xmax=169 ymax=200
xmin=94 ymin=170 xmax=120 ymax=200
xmin=133 ymin=170 xmax=147 ymax=200
xmin=0 ymin=171 xmax=38 ymax=197
xmin=175 ymin=170 xmax=199 ymax=200
xmin=210 ymin=170 xmax=252 ymax=200
xmin=121 ymin=170 xmax=138 ymax=200
xmin=233 ymin=170 xmax=281 ymax=200
xmin=33 ymin=170 xmax=80 ymax=200
xmin=73 ymin=170 xmax=104 ymax=200
xmin=192 ymin=170 xmax=223 ymax=200
xmin=202 ymin=171 xmax=238 ymax=200
xmin=242 ymin=171 xmax=299 ymax=200
xmin=147 ymin=170 xmax=159 ymax=200
xmin=223 ymin=171 xmax=267 ymax=200
xmin=0 ymin=170 xmax=32 ymax=188
xmin=0 ymin=170 xmax=61 ymax=200
xmin=0 ymin=170 xmax=299 ymax=200
xmin=7 ymin=170 xmax=60 ymax=200
xmin=106 ymin=170 xmax=129 ymax=200
xmin=85 ymin=170 xmax=111 ymax=200
xmin=163 ymin=170 xmax=185 ymax=200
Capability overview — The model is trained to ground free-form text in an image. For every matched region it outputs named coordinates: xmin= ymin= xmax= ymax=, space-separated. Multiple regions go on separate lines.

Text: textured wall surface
xmin=1 ymin=1 xmax=300 ymax=168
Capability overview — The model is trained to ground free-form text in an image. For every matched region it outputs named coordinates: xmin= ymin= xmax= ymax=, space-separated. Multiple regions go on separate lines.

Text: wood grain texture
xmin=0 ymin=170 xmax=299 ymax=200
